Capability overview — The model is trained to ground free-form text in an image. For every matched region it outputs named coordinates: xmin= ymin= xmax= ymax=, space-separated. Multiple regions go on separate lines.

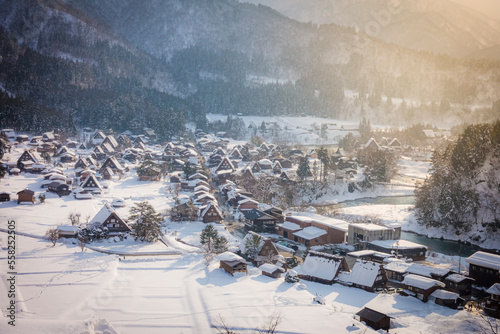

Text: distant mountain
xmin=0 ymin=0 xmax=499 ymax=135
xmin=241 ymin=0 xmax=500 ymax=59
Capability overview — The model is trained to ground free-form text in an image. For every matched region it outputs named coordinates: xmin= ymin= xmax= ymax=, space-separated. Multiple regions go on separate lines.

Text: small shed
xmin=0 ymin=192 xmax=11 ymax=202
xmin=218 ymin=252 xmax=248 ymax=276
xmin=259 ymin=263 xmax=285 ymax=278
xmin=17 ymin=189 xmax=35 ymax=204
xmin=355 ymin=307 xmax=392 ymax=331
xmin=429 ymin=289 xmax=463 ymax=309
xmin=56 ymin=225 xmax=79 ymax=238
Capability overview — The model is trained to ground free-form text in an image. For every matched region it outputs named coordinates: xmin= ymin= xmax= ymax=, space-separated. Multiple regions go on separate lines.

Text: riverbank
xmin=335 ymin=198 xmax=500 ymax=254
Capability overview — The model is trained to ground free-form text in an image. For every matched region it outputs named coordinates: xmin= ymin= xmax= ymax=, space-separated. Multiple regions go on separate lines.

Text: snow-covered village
xmin=1 ymin=112 xmax=500 ymax=334
xmin=1 ymin=0 xmax=500 ymax=333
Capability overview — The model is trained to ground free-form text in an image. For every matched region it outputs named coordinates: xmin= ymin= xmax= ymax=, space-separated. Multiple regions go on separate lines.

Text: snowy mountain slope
xmin=241 ymin=0 xmax=500 ymax=58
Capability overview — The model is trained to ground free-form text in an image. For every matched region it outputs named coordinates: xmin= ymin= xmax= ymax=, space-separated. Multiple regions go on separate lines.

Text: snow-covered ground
xmin=1 ymin=132 xmax=498 ymax=333
xmin=0 ymin=235 xmax=495 ymax=334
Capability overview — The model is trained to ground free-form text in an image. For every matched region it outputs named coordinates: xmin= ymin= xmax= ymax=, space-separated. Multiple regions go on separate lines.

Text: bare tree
xmin=213 ymin=312 xmax=283 ymax=334
xmin=45 ymin=228 xmax=59 ymax=246
xmin=214 ymin=314 xmax=238 ymax=334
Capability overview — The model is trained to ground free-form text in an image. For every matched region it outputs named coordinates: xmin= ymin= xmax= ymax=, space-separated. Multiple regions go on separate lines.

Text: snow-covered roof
xmin=278 ymin=221 xmax=301 ymax=231
xmin=384 ymin=260 xmax=411 ymax=273
xmin=406 ymin=263 xmax=450 ymax=278
xmin=296 ymin=253 xmax=343 ymax=281
xmin=258 ymin=159 xmax=272 ymax=165
xmin=288 ymin=214 xmax=349 ymax=232
xmin=402 ymin=274 xmax=445 ymax=290
xmin=487 ymin=283 xmax=500 ymax=296
xmin=369 ymin=239 xmax=427 ymax=250
xmin=445 ymin=274 xmax=471 ymax=283
xmin=293 ymin=226 xmax=327 ymax=240
xmin=217 ymin=252 xmax=244 ymax=262
xmin=56 ymin=225 xmax=79 ymax=232
xmin=89 ymin=203 xmax=124 ymax=227
xmin=430 ymin=289 xmax=459 ymax=300
xmin=259 ymin=263 xmax=284 ymax=274
xmin=337 ymin=261 xmax=382 ymax=287
xmin=466 ymin=251 xmax=500 ymax=271
xmin=350 ymin=223 xmax=392 ymax=231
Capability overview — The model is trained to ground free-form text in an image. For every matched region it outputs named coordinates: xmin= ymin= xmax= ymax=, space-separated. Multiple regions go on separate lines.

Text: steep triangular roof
xmin=80 ymin=174 xmax=101 ymax=190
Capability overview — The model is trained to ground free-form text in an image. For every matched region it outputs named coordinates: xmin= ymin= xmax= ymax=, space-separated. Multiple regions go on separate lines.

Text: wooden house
xmin=355 ymin=308 xmax=392 ymax=331
xmin=0 ymin=192 xmax=11 ymax=202
xmin=200 ymin=202 xmax=224 ymax=223
xmin=101 ymin=142 xmax=115 ymax=154
xmin=218 ymin=252 xmax=248 ymax=276
xmin=278 ymin=215 xmax=348 ymax=247
xmin=170 ymin=202 xmax=199 ymax=221
xmin=215 ymin=157 xmax=235 ymax=174
xmin=117 ymin=134 xmax=132 ymax=148
xmin=239 ymin=168 xmax=256 ymax=183
xmin=337 ymin=260 xmax=387 ymax=292
xmin=242 ymin=209 xmax=280 ymax=232
xmin=66 ymin=141 xmax=78 ymax=149
xmin=429 ymin=289 xmax=463 ymax=309
xmin=297 ymin=251 xmax=349 ymax=285
xmin=483 ymin=283 xmax=500 ymax=318
xmin=253 ymin=238 xmax=283 ymax=267
xmin=102 ymin=135 xmax=119 ymax=150
xmin=92 ymin=131 xmax=106 ymax=145
xmin=259 ymin=263 xmax=285 ymax=279
xmin=368 ymin=240 xmax=427 ymax=261
xmin=230 ymin=147 xmax=242 ymax=159
xmin=238 ymin=198 xmax=259 ymax=212
xmin=47 ymin=182 xmax=71 ymax=196
xmin=42 ymin=132 xmax=55 ymax=142
xmin=60 ymin=152 xmax=76 ymax=163
xmin=401 ymin=274 xmax=446 ymax=302
xmin=89 ymin=203 xmax=132 ymax=235
xmin=56 ymin=225 xmax=78 ymax=238
xmin=466 ymin=251 xmax=500 ymax=288
xmin=100 ymin=156 xmax=125 ymax=175
xmin=101 ymin=167 xmax=114 ymax=180
xmin=17 ymin=150 xmax=43 ymax=170
xmin=80 ymin=174 xmax=102 ymax=192
xmin=363 ymin=138 xmax=380 ymax=152
xmin=250 ymin=161 xmax=261 ymax=173
xmin=444 ymin=274 xmax=474 ymax=296
xmin=74 ymin=157 xmax=90 ymax=170
xmin=93 ymin=146 xmax=106 ymax=160
xmin=134 ymin=141 xmax=146 ymax=151
xmin=17 ymin=189 xmax=35 ymax=204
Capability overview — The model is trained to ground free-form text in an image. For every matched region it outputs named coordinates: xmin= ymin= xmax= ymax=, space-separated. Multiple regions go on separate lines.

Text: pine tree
xmin=296 ymin=157 xmax=310 ymax=181
xmin=243 ymin=233 xmax=262 ymax=260
xmin=129 ymin=201 xmax=163 ymax=242
xmin=200 ymin=224 xmax=219 ymax=253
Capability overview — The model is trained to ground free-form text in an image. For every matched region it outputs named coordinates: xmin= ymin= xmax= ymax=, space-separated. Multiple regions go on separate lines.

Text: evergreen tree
xmin=129 ymin=201 xmax=164 ymax=242
xmin=200 ymin=224 xmax=219 ymax=254
xmin=296 ymin=157 xmax=310 ymax=181
xmin=243 ymin=233 xmax=262 ymax=260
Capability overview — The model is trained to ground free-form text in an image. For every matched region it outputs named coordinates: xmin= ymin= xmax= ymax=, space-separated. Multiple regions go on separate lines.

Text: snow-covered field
xmin=0 ymin=131 xmax=497 ymax=333
xmin=0 ymin=235 xmax=494 ymax=334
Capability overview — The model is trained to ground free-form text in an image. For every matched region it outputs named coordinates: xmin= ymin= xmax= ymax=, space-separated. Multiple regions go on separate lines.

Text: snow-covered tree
xmin=129 ymin=201 xmax=164 ymax=242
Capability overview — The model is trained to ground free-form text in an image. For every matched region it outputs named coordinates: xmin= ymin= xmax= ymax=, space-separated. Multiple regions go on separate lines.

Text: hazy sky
xmin=450 ymin=0 xmax=500 ymax=20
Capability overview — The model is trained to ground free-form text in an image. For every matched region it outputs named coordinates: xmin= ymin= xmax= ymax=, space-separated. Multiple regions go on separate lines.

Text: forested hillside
xmin=415 ymin=121 xmax=500 ymax=244
xmin=0 ymin=0 xmax=499 ymax=136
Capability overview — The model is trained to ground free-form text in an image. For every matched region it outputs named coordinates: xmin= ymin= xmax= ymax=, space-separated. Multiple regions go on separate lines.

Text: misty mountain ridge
xmin=0 ymin=0 xmax=499 ymax=137
xmin=242 ymin=0 xmax=500 ymax=59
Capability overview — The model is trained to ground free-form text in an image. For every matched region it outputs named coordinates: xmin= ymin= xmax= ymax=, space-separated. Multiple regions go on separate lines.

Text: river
xmin=330 ymin=195 xmax=481 ymax=257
